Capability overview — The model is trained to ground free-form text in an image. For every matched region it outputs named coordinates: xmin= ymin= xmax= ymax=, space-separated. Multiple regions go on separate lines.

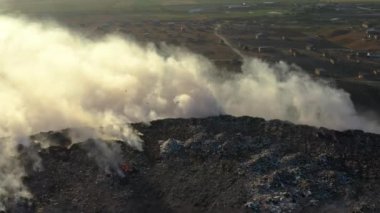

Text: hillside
xmin=9 ymin=115 xmax=380 ymax=212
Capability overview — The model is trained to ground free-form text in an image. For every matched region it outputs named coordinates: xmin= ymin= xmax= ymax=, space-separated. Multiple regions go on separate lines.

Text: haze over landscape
xmin=0 ymin=0 xmax=380 ymax=212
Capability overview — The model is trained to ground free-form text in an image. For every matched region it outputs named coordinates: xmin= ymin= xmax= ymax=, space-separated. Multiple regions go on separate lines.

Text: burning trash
xmin=120 ymin=162 xmax=136 ymax=175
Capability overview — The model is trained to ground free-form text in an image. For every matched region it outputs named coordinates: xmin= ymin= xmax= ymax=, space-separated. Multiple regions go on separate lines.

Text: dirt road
xmin=214 ymin=24 xmax=246 ymax=59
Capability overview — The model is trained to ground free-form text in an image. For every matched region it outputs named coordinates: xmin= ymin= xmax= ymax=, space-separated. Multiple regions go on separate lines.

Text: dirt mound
xmin=328 ymin=29 xmax=351 ymax=38
xmin=10 ymin=116 xmax=380 ymax=212
xmin=324 ymin=30 xmax=380 ymax=51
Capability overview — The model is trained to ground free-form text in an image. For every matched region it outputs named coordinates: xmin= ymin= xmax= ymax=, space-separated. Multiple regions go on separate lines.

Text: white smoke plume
xmin=0 ymin=15 xmax=379 ymax=207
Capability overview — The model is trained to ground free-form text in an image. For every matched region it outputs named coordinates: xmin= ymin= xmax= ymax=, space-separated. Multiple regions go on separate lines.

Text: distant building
xmin=315 ymin=68 xmax=327 ymax=76
xmin=288 ymin=48 xmax=299 ymax=57
xmin=367 ymin=28 xmax=380 ymax=39
xmin=305 ymin=44 xmax=315 ymax=51
xmin=255 ymin=33 xmax=265 ymax=39
xmin=180 ymin=25 xmax=186 ymax=32
xmin=367 ymin=51 xmax=380 ymax=58
xmin=362 ymin=22 xmax=371 ymax=29
xmin=355 ymin=51 xmax=367 ymax=57
xmin=258 ymin=46 xmax=274 ymax=53
xmin=227 ymin=3 xmax=250 ymax=9
xmin=329 ymin=58 xmax=336 ymax=65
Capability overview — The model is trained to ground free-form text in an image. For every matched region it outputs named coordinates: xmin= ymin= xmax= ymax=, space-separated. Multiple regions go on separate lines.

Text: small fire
xmin=120 ymin=162 xmax=135 ymax=174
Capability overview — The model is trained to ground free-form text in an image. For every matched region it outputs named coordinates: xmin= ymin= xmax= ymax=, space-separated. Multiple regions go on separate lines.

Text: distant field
xmin=1 ymin=0 xmax=295 ymax=20
xmin=2 ymin=0 xmax=380 ymax=20
xmin=1 ymin=0 xmax=316 ymax=13
xmin=3 ymin=0 xmax=380 ymax=13
xmin=320 ymin=0 xmax=380 ymax=2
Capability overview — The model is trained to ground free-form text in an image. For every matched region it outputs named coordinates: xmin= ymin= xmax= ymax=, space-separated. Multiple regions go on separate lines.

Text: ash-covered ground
xmin=9 ymin=115 xmax=380 ymax=213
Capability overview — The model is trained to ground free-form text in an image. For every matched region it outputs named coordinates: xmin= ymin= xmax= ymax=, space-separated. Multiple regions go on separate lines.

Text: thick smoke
xmin=0 ymin=15 xmax=379 ymax=207
xmin=219 ymin=61 xmax=380 ymax=132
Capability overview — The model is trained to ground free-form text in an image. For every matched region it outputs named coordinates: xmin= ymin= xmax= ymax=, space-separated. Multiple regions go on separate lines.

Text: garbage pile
xmin=12 ymin=115 xmax=380 ymax=212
